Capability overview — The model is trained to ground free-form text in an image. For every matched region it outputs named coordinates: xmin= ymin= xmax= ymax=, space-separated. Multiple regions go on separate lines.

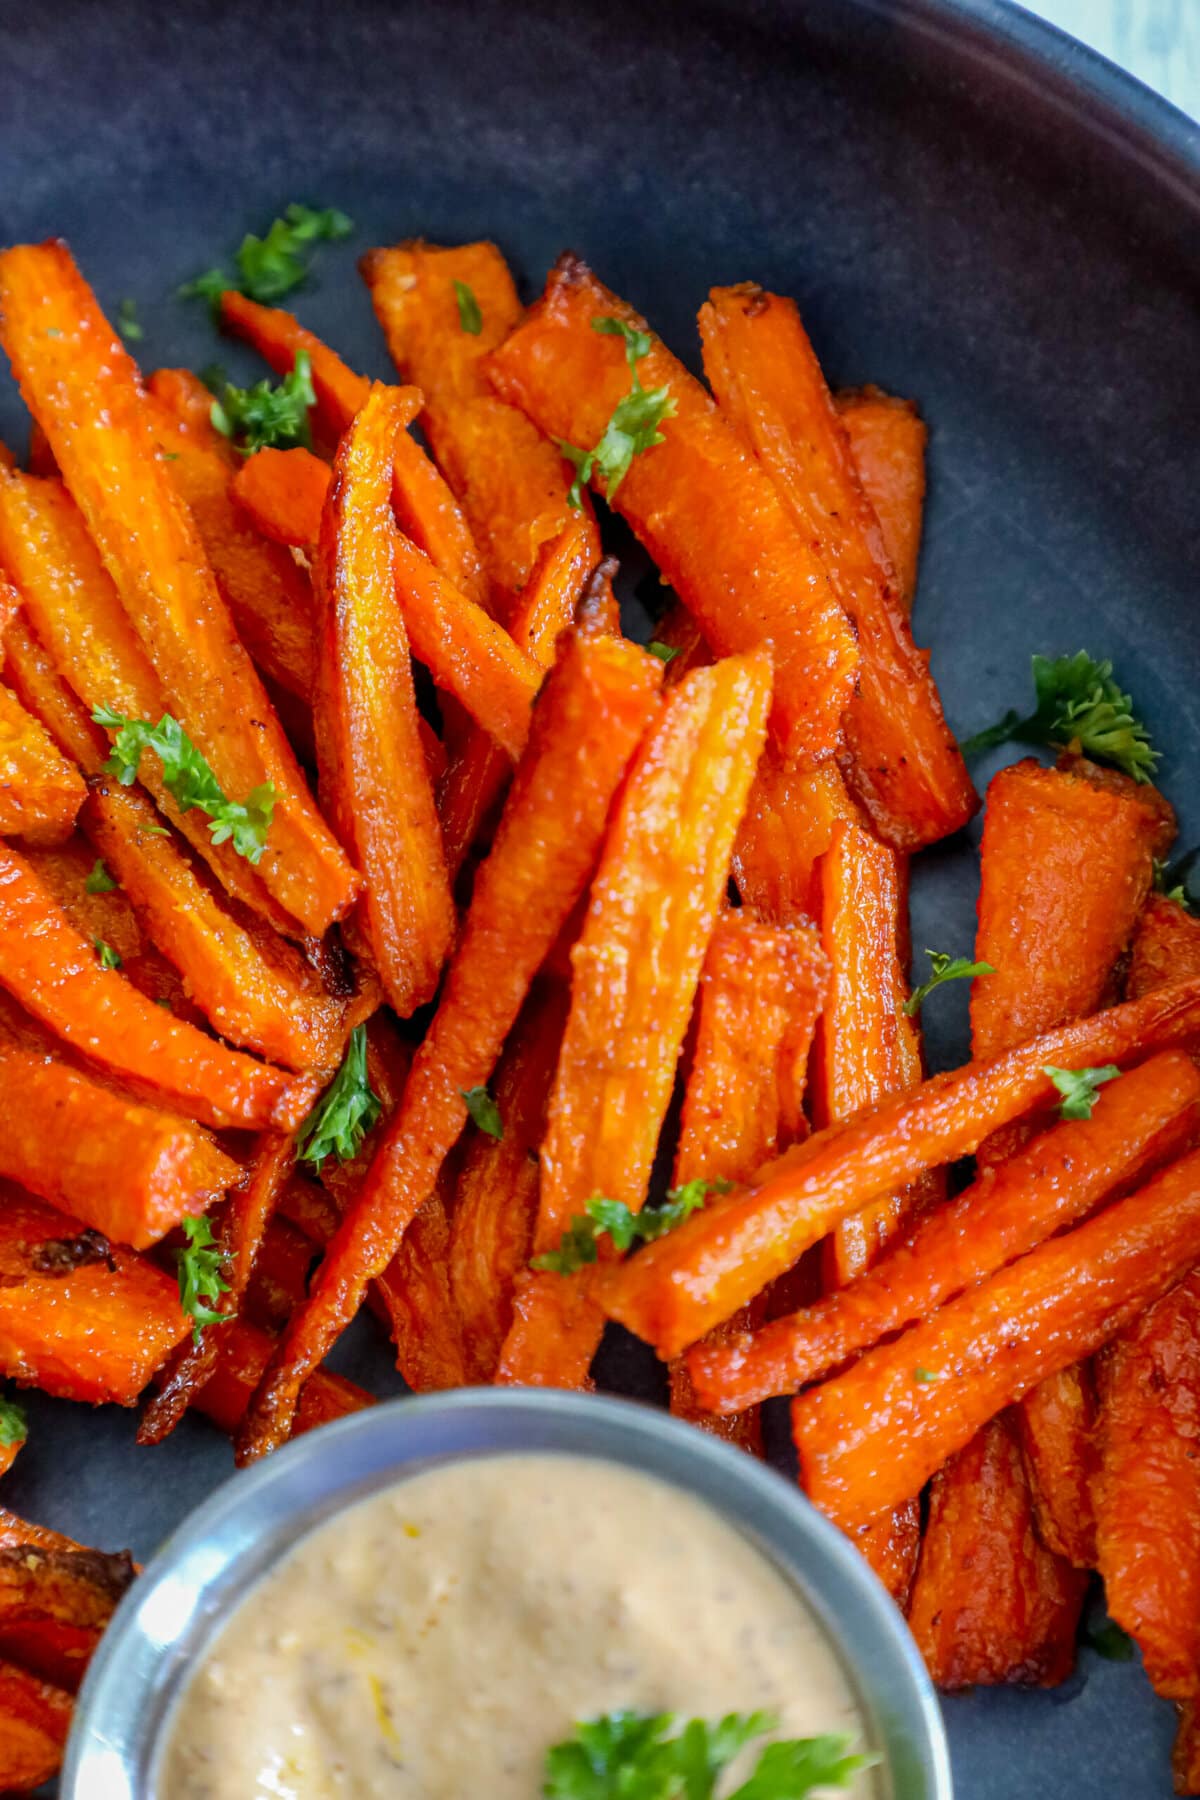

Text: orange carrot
xmin=1016 ymin=1371 xmax=1099 ymax=1569
xmin=487 ymin=255 xmax=858 ymax=758
xmin=699 ymin=285 xmax=974 ymax=849
xmin=1129 ymin=893 xmax=1200 ymax=1000
xmin=733 ymin=754 xmax=861 ymax=924
xmin=238 ymin=630 xmax=663 ymax=1457
xmin=791 ymin=1145 xmax=1200 ymax=1529
xmin=1175 ymin=1705 xmax=1200 ymax=1796
xmin=835 ymin=387 xmax=927 ymax=613
xmin=190 ymin=1315 xmax=372 ymax=1441
xmin=0 ymin=241 xmax=357 ymax=934
xmin=232 ymin=446 xmax=330 ymax=549
xmin=219 ymin=290 xmax=375 ymax=439
xmin=0 ymin=681 xmax=84 ymax=847
xmin=600 ymin=975 xmax=1200 ymax=1358
xmin=0 ymin=568 xmax=20 ymax=637
xmin=0 ymin=1659 xmax=73 ymax=1791
xmin=22 ymin=835 xmax=184 ymax=1015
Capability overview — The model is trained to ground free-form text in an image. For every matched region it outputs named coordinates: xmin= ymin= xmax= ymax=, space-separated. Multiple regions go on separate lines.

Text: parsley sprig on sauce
xmin=92 ymin=707 xmax=275 ymax=865
xmin=181 ymin=203 xmax=352 ymax=308
xmin=961 ymin=651 xmax=1158 ymax=783
xmin=543 ymin=1709 xmax=871 ymax=1799
xmin=533 ymin=1178 xmax=732 ymax=1276
xmin=297 ymin=1026 xmax=382 ymax=1169
xmin=1044 ymin=1064 xmax=1120 ymax=1121
xmin=903 ymin=949 xmax=994 ymax=1017
xmin=176 ymin=1214 xmax=231 ymax=1345
xmin=560 ymin=318 xmax=676 ymax=509
xmin=209 ymin=351 xmax=316 ymax=454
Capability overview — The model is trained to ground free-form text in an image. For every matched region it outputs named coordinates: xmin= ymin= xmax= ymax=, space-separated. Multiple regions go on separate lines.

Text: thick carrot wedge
xmin=690 ymin=1051 xmax=1200 ymax=1411
xmin=699 ymin=284 xmax=974 ymax=848
xmin=238 ymin=630 xmax=663 ymax=1456
xmin=733 ymin=753 xmax=861 ymax=924
xmin=487 ymin=255 xmax=858 ymax=757
xmin=1129 ymin=893 xmax=1200 ymax=1000
xmin=314 ymin=386 xmax=454 ymax=1017
xmin=907 ymin=1413 xmax=1087 ymax=1689
xmin=0 ymin=681 xmax=84 ymax=846
xmin=0 ymin=1541 xmax=133 ymax=1694
xmin=233 ymin=446 xmax=329 ymax=549
xmin=1016 ymin=1371 xmax=1099 ymax=1569
xmin=0 ymin=1045 xmax=236 ymax=1248
xmin=0 ymin=241 xmax=357 ymax=934
xmin=499 ymin=652 xmax=773 ymax=1389
xmin=0 ymin=1660 xmax=73 ymax=1791
xmin=792 ymin=1145 xmax=1200 ymax=1529
xmin=191 ymin=1316 xmax=372 ymax=1441
xmin=600 ymin=974 xmax=1200 ymax=1358
xmin=835 ymin=387 xmax=927 ymax=612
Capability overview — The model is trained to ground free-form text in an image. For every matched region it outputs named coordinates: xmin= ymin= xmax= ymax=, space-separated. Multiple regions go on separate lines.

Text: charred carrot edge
xmin=0 ymin=242 xmax=357 ymax=934
xmin=835 ymin=386 xmax=927 ymax=614
xmin=487 ymin=254 xmax=857 ymax=759
xmin=242 ymin=1215 xmax=317 ymax=1335
xmin=499 ymin=651 xmax=774 ymax=1389
xmin=0 ymin=1044 xmax=237 ymax=1249
xmin=237 ymin=630 xmax=663 ymax=1457
xmin=600 ymin=974 xmax=1200 ymax=1359
xmin=232 ymin=447 xmax=329 ymax=550
xmin=0 ymin=842 xmax=318 ymax=1131
xmin=1129 ymin=893 xmax=1200 ymax=1001
xmin=0 ymin=1659 xmax=73 ymax=1790
xmin=0 ymin=680 xmax=85 ymax=846
xmin=732 ymin=752 xmax=862 ymax=926
xmin=190 ymin=1315 xmax=372 ymax=1441
xmin=314 ymin=385 xmax=455 ymax=1018
xmin=689 ymin=1051 xmax=1200 ymax=1412
xmin=1174 ymin=1703 xmax=1200 ymax=1795
xmin=0 ymin=1543 xmax=134 ymax=1639
xmin=650 ymin=602 xmax=712 ymax=686
xmin=1016 ymin=1365 xmax=1099 ymax=1568
xmin=792 ymin=1144 xmax=1200 ymax=1530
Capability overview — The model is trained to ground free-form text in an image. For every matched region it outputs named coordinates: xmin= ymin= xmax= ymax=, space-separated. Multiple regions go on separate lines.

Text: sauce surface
xmin=160 ymin=1451 xmax=872 ymax=1798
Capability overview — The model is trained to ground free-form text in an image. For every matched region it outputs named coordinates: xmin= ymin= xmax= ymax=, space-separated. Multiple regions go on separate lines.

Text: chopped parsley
xmin=1084 ymin=1618 xmax=1135 ymax=1662
xmin=116 ymin=298 xmax=144 ymax=343
xmin=647 ymin=641 xmax=682 ymax=664
xmin=181 ymin=203 xmax=352 ymax=308
xmin=176 ymin=1214 xmax=231 ymax=1345
xmin=560 ymin=317 xmax=676 ymax=509
xmin=0 ymin=1395 xmax=27 ymax=1449
xmin=453 ymin=278 xmax=482 ymax=335
xmin=533 ymin=1178 xmax=732 ymax=1276
xmin=93 ymin=938 xmax=122 ymax=971
xmin=961 ymin=651 xmax=1158 ymax=783
xmin=297 ymin=1026 xmax=382 ymax=1169
xmin=210 ymin=351 xmax=316 ymax=454
xmin=543 ymin=1710 xmax=871 ymax=1800
xmin=92 ymin=706 xmax=275 ymax=865
xmin=913 ymin=1366 xmax=941 ymax=1384
xmin=1044 ymin=1064 xmax=1121 ymax=1121
xmin=85 ymin=858 xmax=117 ymax=895
xmin=904 ymin=949 xmax=994 ymax=1017
xmin=460 ymin=1084 xmax=503 ymax=1140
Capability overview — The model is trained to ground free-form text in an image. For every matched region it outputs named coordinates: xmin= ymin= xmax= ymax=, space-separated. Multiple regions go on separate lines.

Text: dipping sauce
xmin=160 ymin=1452 xmax=873 ymax=1798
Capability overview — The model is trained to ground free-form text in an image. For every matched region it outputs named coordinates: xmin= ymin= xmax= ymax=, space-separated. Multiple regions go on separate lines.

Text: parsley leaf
xmin=1084 ymin=1618 xmax=1135 ymax=1662
xmin=94 ymin=938 xmax=122 ymax=971
xmin=913 ymin=1366 xmax=941 ymax=1384
xmin=1154 ymin=848 xmax=1200 ymax=912
xmin=0 ymin=1395 xmax=27 ymax=1449
xmin=904 ymin=949 xmax=994 ymax=1016
xmin=647 ymin=641 xmax=682 ymax=664
xmin=116 ymin=298 xmax=144 ymax=342
xmin=532 ymin=1177 xmax=732 ymax=1276
xmin=453 ymin=278 xmax=483 ymax=335
xmin=1043 ymin=1064 xmax=1121 ymax=1121
xmin=460 ymin=1085 xmax=503 ymax=1140
xmin=961 ymin=651 xmax=1158 ymax=783
xmin=91 ymin=706 xmax=275 ymax=865
xmin=176 ymin=1214 xmax=231 ymax=1346
xmin=297 ymin=1026 xmax=382 ymax=1169
xmin=542 ymin=1711 xmax=870 ymax=1800
xmin=209 ymin=351 xmax=316 ymax=454
xmin=727 ymin=1736 xmax=873 ymax=1800
xmin=85 ymin=859 xmax=117 ymax=895
xmin=559 ymin=316 xmax=676 ymax=509
xmin=181 ymin=203 xmax=352 ymax=308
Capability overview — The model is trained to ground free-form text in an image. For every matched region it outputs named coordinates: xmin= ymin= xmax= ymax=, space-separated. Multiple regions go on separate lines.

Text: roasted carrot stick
xmin=0 ymin=1660 xmax=73 ymax=1791
xmin=219 ymin=290 xmax=375 ymax=440
xmin=238 ymin=630 xmax=663 ymax=1457
xmin=0 ymin=1541 xmax=134 ymax=1696
xmin=732 ymin=753 xmax=861 ymax=924
xmin=0 ymin=681 xmax=84 ymax=847
xmin=689 ymin=1051 xmax=1200 ymax=1412
xmin=487 ymin=255 xmax=858 ymax=758
xmin=792 ymin=1144 xmax=1200 ymax=1529
xmin=190 ymin=1316 xmax=372 ymax=1441
xmin=1129 ymin=893 xmax=1200 ymax=1000
xmin=835 ymin=386 xmax=927 ymax=613
xmin=600 ymin=974 xmax=1200 ymax=1358
xmin=243 ymin=1215 xmax=316 ymax=1333
xmin=233 ymin=446 xmax=330 ymax=549
xmin=499 ymin=652 xmax=773 ymax=1390
xmin=699 ymin=284 xmax=973 ymax=849
xmin=0 ymin=241 xmax=357 ymax=934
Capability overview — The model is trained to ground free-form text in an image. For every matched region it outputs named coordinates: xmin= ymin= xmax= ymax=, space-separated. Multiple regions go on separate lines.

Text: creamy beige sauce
xmin=159 ymin=1452 xmax=873 ymax=1799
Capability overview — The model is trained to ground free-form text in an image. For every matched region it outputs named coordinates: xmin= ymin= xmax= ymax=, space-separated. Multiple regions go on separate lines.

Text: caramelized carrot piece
xmin=1016 ymin=1371 xmax=1099 ymax=1568
xmin=689 ymin=1051 xmax=1200 ymax=1412
xmin=0 ymin=568 xmax=20 ymax=637
xmin=488 ymin=255 xmax=858 ymax=757
xmin=22 ymin=834 xmax=184 ymax=1015
xmin=219 ymin=290 xmax=374 ymax=439
xmin=0 ymin=1540 xmax=134 ymax=1695
xmin=599 ymin=975 xmax=1200 ymax=1358
xmin=791 ymin=1145 xmax=1200 ymax=1530
xmin=0 ymin=1660 xmax=73 ymax=1791
xmin=1175 ymin=1705 xmax=1200 ymax=1796
xmin=0 ymin=681 xmax=84 ymax=846
xmin=314 ymin=386 xmax=454 ymax=1016
xmin=733 ymin=754 xmax=861 ymax=924
xmin=190 ymin=1316 xmax=372 ymax=1441
xmin=0 ymin=241 xmax=357 ymax=934
xmin=0 ymin=842 xmax=317 ymax=1130
xmin=1129 ymin=893 xmax=1200 ymax=1000
xmin=233 ymin=446 xmax=330 ymax=549
xmin=699 ymin=285 xmax=974 ymax=849
xmin=834 ymin=387 xmax=927 ymax=613
xmin=238 ymin=631 xmax=663 ymax=1457
xmin=0 ymin=1514 xmax=79 ymax=1556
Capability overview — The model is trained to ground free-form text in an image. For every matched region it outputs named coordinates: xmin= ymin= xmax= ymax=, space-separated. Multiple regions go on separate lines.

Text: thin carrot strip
xmin=600 ymin=975 xmax=1200 ymax=1358
xmin=0 ymin=681 xmax=85 ymax=846
xmin=733 ymin=753 xmax=861 ymax=924
xmin=0 ymin=1660 xmax=73 ymax=1791
xmin=190 ymin=1316 xmax=372 ymax=1441
xmin=0 ymin=241 xmax=357 ymax=934
xmin=487 ymin=255 xmax=856 ymax=759
xmin=835 ymin=386 xmax=927 ymax=613
xmin=237 ymin=629 xmax=663 ymax=1457
xmin=791 ymin=1145 xmax=1200 ymax=1529
xmin=1129 ymin=893 xmax=1200 ymax=1000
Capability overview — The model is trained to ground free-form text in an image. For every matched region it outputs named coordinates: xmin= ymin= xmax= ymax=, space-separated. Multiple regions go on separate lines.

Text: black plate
xmin=1 ymin=2 xmax=1199 ymax=1793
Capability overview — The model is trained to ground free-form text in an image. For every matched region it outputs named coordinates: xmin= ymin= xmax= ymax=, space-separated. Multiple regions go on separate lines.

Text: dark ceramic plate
xmin=1 ymin=1 xmax=1198 ymax=1793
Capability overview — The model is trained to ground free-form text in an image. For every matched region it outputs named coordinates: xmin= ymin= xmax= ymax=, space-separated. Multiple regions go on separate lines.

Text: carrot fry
xmin=1129 ymin=893 xmax=1200 ymax=1000
xmin=314 ymin=386 xmax=455 ymax=1017
xmin=733 ymin=753 xmax=861 ymax=925
xmin=0 ymin=1544 xmax=134 ymax=1641
xmin=1176 ymin=1704 xmax=1200 ymax=1796
xmin=791 ymin=1144 xmax=1200 ymax=1530
xmin=487 ymin=255 xmax=856 ymax=759
xmin=699 ymin=284 xmax=974 ymax=849
xmin=0 ymin=241 xmax=357 ymax=934
xmin=835 ymin=387 xmax=927 ymax=612
xmin=690 ymin=1051 xmax=1200 ymax=1412
xmin=0 ymin=1514 xmax=80 ymax=1556
xmin=0 ymin=1660 xmax=73 ymax=1791
xmin=600 ymin=975 xmax=1200 ymax=1358
xmin=0 ymin=681 xmax=84 ymax=846
xmin=190 ymin=1316 xmax=372 ymax=1441
xmin=219 ymin=290 xmax=375 ymax=440
xmin=238 ymin=630 xmax=663 ymax=1457
xmin=233 ymin=446 xmax=330 ymax=550
xmin=243 ymin=1216 xmax=316 ymax=1333
xmin=1016 ymin=1367 xmax=1099 ymax=1568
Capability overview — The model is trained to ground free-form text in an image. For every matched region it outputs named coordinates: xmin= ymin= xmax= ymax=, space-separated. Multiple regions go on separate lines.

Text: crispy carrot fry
xmin=699 ymin=285 xmax=974 ymax=849
xmin=243 ymin=1216 xmax=316 ymax=1333
xmin=0 ymin=1660 xmax=73 ymax=1791
xmin=834 ymin=387 xmax=927 ymax=614
xmin=0 ymin=681 xmax=84 ymax=847
xmin=233 ymin=446 xmax=330 ymax=550
xmin=600 ymin=975 xmax=1200 ymax=1358
xmin=238 ymin=630 xmax=663 ymax=1456
xmin=1176 ymin=1705 xmax=1200 ymax=1796
xmin=190 ymin=1316 xmax=372 ymax=1441
xmin=1016 ymin=1368 xmax=1099 ymax=1569
xmin=690 ymin=1051 xmax=1200 ymax=1411
xmin=0 ymin=242 xmax=357 ymax=934
xmin=389 ymin=428 xmax=492 ymax=615
xmin=1129 ymin=893 xmax=1200 ymax=1000
xmin=0 ymin=1514 xmax=79 ymax=1556
xmin=219 ymin=290 xmax=374 ymax=439
xmin=792 ymin=1145 xmax=1200 ymax=1529
xmin=487 ymin=255 xmax=856 ymax=759
xmin=313 ymin=386 xmax=454 ymax=1017
xmin=0 ymin=1544 xmax=134 ymax=1642
xmin=23 ymin=835 xmax=182 ymax=1014
xmin=733 ymin=754 xmax=861 ymax=924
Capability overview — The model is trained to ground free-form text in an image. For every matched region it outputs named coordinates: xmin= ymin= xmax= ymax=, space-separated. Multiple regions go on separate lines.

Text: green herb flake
xmin=453 ymin=278 xmax=483 ymax=335
xmin=94 ymin=938 xmax=122 ymax=970
xmin=1084 ymin=1618 xmax=1135 ymax=1663
xmin=914 ymin=1366 xmax=941 ymax=1384
xmin=559 ymin=316 xmax=676 ymax=510
xmin=904 ymin=949 xmax=995 ymax=1017
xmin=85 ymin=859 xmax=117 ymax=895
xmin=533 ymin=1177 xmax=733 ymax=1276
xmin=961 ymin=651 xmax=1158 ymax=783
xmin=297 ymin=1026 xmax=382 ymax=1169
xmin=116 ymin=298 xmax=144 ymax=343
xmin=91 ymin=705 xmax=275 ymax=864
xmin=176 ymin=1214 xmax=231 ymax=1346
xmin=460 ymin=1084 xmax=503 ymax=1140
xmin=543 ymin=1709 xmax=871 ymax=1800
xmin=209 ymin=350 xmax=316 ymax=455
xmin=1043 ymin=1064 xmax=1121 ymax=1122
xmin=0 ymin=1395 xmax=27 ymax=1449
xmin=646 ymin=641 xmax=682 ymax=664
xmin=181 ymin=203 xmax=352 ymax=310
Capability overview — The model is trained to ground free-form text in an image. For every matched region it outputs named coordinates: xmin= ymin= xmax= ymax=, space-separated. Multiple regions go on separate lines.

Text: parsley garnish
xmin=543 ymin=1710 xmax=870 ymax=1800
xmin=297 ymin=1026 xmax=382 ymax=1169
xmin=1154 ymin=849 xmax=1199 ymax=912
xmin=0 ymin=1395 xmax=27 ymax=1448
xmin=176 ymin=1214 xmax=231 ymax=1345
xmin=904 ymin=949 xmax=994 ymax=1016
xmin=92 ymin=706 xmax=275 ymax=865
xmin=914 ymin=1366 xmax=941 ymax=1384
xmin=647 ymin=641 xmax=682 ymax=664
xmin=1044 ymin=1064 xmax=1121 ymax=1121
xmin=116 ymin=298 xmax=144 ymax=343
xmin=460 ymin=1085 xmax=503 ymax=1140
xmin=93 ymin=938 xmax=122 ymax=971
xmin=181 ymin=203 xmax=352 ymax=308
xmin=85 ymin=859 xmax=117 ymax=894
xmin=453 ymin=279 xmax=482 ymax=335
xmin=210 ymin=351 xmax=316 ymax=455
xmin=532 ymin=1178 xmax=732 ymax=1276
xmin=559 ymin=317 xmax=676 ymax=509
xmin=961 ymin=652 xmax=1158 ymax=783
xmin=1084 ymin=1618 xmax=1135 ymax=1663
